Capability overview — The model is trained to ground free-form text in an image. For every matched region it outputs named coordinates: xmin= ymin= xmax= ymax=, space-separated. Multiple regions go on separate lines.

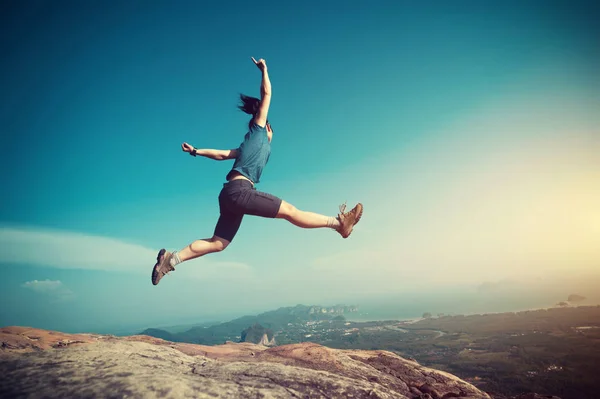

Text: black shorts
xmin=214 ymin=179 xmax=282 ymax=242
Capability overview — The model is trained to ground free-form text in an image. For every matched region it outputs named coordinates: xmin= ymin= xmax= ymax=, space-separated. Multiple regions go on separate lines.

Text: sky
xmin=1 ymin=0 xmax=599 ymax=334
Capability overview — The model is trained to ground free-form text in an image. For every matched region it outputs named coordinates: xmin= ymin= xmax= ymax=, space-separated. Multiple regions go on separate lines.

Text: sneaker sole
xmin=354 ymin=203 xmax=364 ymax=224
xmin=344 ymin=204 xmax=363 ymax=239
xmin=152 ymin=248 xmax=167 ymax=285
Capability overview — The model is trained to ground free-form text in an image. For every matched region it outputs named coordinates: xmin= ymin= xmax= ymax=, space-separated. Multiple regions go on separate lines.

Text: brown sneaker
xmin=336 ymin=202 xmax=363 ymax=238
xmin=152 ymin=249 xmax=175 ymax=285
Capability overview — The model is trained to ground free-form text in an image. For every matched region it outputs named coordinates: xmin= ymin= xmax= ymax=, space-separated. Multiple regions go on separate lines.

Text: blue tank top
xmin=226 ymin=122 xmax=271 ymax=184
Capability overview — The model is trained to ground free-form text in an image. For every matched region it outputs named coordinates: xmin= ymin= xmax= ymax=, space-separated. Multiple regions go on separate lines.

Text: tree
xmin=422 ymin=312 xmax=432 ymax=319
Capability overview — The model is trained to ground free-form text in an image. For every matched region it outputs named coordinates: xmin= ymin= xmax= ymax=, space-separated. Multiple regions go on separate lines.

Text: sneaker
xmin=336 ymin=202 xmax=363 ymax=238
xmin=152 ymin=249 xmax=175 ymax=285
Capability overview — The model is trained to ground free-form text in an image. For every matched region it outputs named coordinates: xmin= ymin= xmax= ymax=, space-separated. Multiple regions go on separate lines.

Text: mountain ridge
xmin=141 ymin=303 xmax=358 ymax=345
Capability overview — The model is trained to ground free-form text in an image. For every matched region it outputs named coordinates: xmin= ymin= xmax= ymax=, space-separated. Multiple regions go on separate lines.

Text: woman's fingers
xmin=251 ymin=57 xmax=266 ymax=67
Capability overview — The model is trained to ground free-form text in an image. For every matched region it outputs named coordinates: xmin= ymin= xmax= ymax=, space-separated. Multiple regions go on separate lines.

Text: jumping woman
xmin=151 ymin=57 xmax=363 ymax=285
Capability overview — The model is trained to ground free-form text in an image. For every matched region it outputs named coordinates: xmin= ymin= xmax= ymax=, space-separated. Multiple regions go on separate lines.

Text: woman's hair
xmin=238 ymin=94 xmax=270 ymax=129
xmin=238 ymin=93 xmax=261 ymax=117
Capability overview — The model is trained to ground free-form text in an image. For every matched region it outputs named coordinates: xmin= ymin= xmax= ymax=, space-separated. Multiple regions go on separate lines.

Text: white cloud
xmin=0 ymin=227 xmax=156 ymax=271
xmin=21 ymin=279 xmax=75 ymax=301
xmin=0 ymin=226 xmax=254 ymax=281
xmin=22 ymin=279 xmax=64 ymax=292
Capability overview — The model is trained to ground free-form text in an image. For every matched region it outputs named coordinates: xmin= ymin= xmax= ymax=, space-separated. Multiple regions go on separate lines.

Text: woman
xmin=152 ymin=57 xmax=363 ymax=285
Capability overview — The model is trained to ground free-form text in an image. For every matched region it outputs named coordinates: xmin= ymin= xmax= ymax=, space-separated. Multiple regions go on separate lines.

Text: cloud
xmin=21 ymin=279 xmax=75 ymax=301
xmin=0 ymin=226 xmax=254 ymax=281
xmin=22 ymin=279 xmax=64 ymax=292
xmin=0 ymin=227 xmax=156 ymax=272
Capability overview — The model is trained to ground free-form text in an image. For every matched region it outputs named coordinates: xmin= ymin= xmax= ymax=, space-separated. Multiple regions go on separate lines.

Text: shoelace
xmin=339 ymin=201 xmax=347 ymax=214
xmin=163 ymin=257 xmax=175 ymax=276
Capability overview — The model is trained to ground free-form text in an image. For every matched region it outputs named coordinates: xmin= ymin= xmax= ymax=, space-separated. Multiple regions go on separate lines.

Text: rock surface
xmin=0 ymin=326 xmax=494 ymax=399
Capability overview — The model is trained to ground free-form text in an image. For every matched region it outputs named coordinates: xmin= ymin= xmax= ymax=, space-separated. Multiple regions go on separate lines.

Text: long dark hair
xmin=238 ymin=94 xmax=268 ymax=129
xmin=238 ymin=94 xmax=260 ymax=116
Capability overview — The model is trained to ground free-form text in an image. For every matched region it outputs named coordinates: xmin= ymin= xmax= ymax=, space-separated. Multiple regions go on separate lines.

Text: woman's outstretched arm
xmin=181 ymin=142 xmax=238 ymax=160
xmin=251 ymin=57 xmax=271 ymax=128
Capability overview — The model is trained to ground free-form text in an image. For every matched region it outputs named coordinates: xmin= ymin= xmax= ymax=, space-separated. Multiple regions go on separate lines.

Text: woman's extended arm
xmin=251 ymin=57 xmax=271 ymax=128
xmin=181 ymin=142 xmax=238 ymax=160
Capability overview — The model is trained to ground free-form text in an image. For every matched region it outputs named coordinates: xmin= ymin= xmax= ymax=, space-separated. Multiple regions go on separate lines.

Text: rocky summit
xmin=0 ymin=326 xmax=533 ymax=399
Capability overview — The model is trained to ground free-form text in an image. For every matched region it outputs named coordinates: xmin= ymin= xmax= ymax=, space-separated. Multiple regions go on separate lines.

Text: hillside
xmin=0 ymin=326 xmax=494 ymax=399
xmin=410 ymin=306 xmax=600 ymax=334
xmin=141 ymin=304 xmax=357 ymax=345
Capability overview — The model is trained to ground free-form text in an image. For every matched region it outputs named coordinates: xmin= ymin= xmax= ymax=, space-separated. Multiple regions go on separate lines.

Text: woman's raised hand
xmin=251 ymin=57 xmax=267 ymax=72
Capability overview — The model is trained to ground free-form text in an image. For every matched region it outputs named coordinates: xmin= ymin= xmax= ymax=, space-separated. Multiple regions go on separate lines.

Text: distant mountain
xmin=157 ymin=321 xmax=221 ymax=334
xmin=138 ymin=328 xmax=178 ymax=342
xmin=141 ymin=304 xmax=357 ymax=345
xmin=241 ymin=323 xmax=275 ymax=346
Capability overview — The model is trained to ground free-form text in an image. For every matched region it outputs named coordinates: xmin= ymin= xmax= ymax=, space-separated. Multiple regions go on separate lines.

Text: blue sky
xmin=1 ymin=0 xmax=599 ymax=333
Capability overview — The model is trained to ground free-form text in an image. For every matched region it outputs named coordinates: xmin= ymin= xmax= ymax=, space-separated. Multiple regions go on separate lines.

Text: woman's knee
xmin=210 ymin=236 xmax=230 ymax=252
xmin=276 ymin=200 xmax=297 ymax=219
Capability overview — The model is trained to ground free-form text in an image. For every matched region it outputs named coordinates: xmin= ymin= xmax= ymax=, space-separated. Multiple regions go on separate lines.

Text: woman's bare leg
xmin=275 ymin=200 xmax=340 ymax=229
xmin=151 ymin=235 xmax=230 ymax=285
xmin=176 ymin=235 xmax=230 ymax=263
